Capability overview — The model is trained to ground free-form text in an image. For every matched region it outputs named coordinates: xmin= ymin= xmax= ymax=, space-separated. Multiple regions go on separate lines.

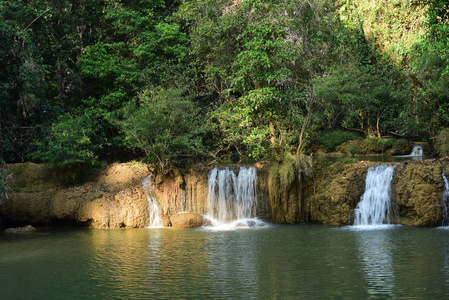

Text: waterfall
xmin=409 ymin=144 xmax=423 ymax=157
xmin=354 ymin=164 xmax=396 ymax=226
xmin=142 ymin=175 xmax=163 ymax=228
xmin=206 ymin=166 xmax=265 ymax=228
xmin=442 ymin=169 xmax=449 ymax=226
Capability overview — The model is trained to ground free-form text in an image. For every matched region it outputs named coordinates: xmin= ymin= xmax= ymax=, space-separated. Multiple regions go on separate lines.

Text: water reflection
xmin=438 ymin=227 xmax=449 ymax=295
xmin=3 ymin=226 xmax=449 ymax=299
xmin=87 ymin=229 xmax=155 ymax=298
xmin=153 ymin=229 xmax=210 ymax=298
xmin=205 ymin=232 xmax=260 ymax=299
xmin=354 ymin=229 xmax=396 ymax=298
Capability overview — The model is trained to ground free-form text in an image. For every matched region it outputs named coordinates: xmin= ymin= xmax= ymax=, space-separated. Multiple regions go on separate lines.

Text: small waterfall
xmin=409 ymin=144 xmax=423 ymax=157
xmin=442 ymin=169 xmax=449 ymax=226
xmin=206 ymin=166 xmax=265 ymax=228
xmin=142 ymin=175 xmax=163 ymax=228
xmin=354 ymin=164 xmax=396 ymax=226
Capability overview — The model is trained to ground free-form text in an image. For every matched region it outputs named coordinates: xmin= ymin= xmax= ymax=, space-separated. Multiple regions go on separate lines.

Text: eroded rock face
xmin=1 ymin=163 xmax=151 ymax=229
xmin=392 ymin=160 xmax=448 ymax=226
xmin=170 ymin=212 xmax=204 ymax=228
xmin=2 ymin=159 xmax=449 ymax=228
xmin=152 ymin=166 xmax=211 ymax=217
xmin=306 ymin=161 xmax=370 ymax=225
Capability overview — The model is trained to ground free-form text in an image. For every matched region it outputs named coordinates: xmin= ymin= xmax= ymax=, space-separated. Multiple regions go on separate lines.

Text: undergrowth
xmin=318 ymin=131 xmax=360 ymax=152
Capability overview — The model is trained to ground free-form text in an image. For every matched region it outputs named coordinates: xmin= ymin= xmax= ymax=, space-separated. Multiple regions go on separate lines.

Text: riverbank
xmin=1 ymin=158 xmax=448 ymax=228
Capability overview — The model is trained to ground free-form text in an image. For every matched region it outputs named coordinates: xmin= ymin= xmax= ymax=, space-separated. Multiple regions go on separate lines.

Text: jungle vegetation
xmin=0 ymin=0 xmax=448 ymax=178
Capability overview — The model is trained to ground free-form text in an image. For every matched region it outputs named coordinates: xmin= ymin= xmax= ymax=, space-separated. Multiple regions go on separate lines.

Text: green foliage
xmin=391 ymin=138 xmax=409 ymax=150
xmin=349 ymin=145 xmax=363 ymax=155
xmin=0 ymin=19 xmax=46 ymax=161
xmin=342 ymin=157 xmax=359 ymax=164
xmin=268 ymin=153 xmax=313 ymax=223
xmin=1 ymin=0 xmax=449 ymax=166
xmin=80 ymin=0 xmax=186 ymax=97
xmin=362 ymin=137 xmax=410 ymax=154
xmin=435 ymin=128 xmax=449 ymax=157
xmin=32 ymin=115 xmax=100 ymax=183
xmin=230 ymin=0 xmax=292 ymax=91
xmin=179 ymin=0 xmax=337 ymax=160
xmin=364 ymin=137 xmax=393 ymax=147
xmin=404 ymin=1 xmax=449 ymax=137
xmin=313 ymin=63 xmax=407 ymax=137
xmin=0 ymin=158 xmax=9 ymax=201
xmin=115 ymin=88 xmax=204 ymax=172
xmin=424 ymin=0 xmax=449 ymax=75
xmin=318 ymin=131 xmax=360 ymax=151
xmin=338 ymin=0 xmax=426 ymax=65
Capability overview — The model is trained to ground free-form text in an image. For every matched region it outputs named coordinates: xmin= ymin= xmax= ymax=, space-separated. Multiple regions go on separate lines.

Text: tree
xmin=0 ymin=0 xmax=105 ymax=162
xmin=32 ymin=114 xmax=100 ymax=183
xmin=115 ymin=88 xmax=204 ymax=172
xmin=179 ymin=0 xmax=338 ymax=160
xmin=0 ymin=20 xmax=45 ymax=162
xmin=404 ymin=0 xmax=449 ymax=137
xmin=314 ymin=63 xmax=406 ymax=137
xmin=78 ymin=0 xmax=187 ymax=158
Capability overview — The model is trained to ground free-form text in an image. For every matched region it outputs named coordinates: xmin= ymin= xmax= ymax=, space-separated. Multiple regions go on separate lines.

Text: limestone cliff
xmin=1 ymin=162 xmax=151 ymax=228
xmin=2 ymin=159 xmax=449 ymax=228
xmin=392 ymin=159 xmax=448 ymax=226
xmin=306 ymin=159 xmax=449 ymax=226
xmin=152 ymin=165 xmax=211 ymax=217
xmin=305 ymin=161 xmax=369 ymax=225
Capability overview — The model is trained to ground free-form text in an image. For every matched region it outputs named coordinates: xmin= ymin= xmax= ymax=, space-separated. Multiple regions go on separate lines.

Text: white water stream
xmin=142 ymin=175 xmax=163 ymax=228
xmin=442 ymin=169 xmax=449 ymax=226
xmin=354 ymin=164 xmax=396 ymax=227
xmin=206 ymin=166 xmax=266 ymax=229
xmin=408 ymin=144 xmax=423 ymax=157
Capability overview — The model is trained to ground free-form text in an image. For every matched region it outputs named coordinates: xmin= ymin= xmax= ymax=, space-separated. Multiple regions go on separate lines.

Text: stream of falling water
xmin=206 ymin=166 xmax=267 ymax=229
xmin=442 ymin=169 xmax=449 ymax=226
xmin=354 ymin=164 xmax=396 ymax=227
xmin=409 ymin=144 xmax=423 ymax=157
xmin=142 ymin=175 xmax=163 ymax=228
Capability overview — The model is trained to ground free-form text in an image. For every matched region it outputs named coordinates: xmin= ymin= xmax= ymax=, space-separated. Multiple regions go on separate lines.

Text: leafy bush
xmin=115 ymin=88 xmax=204 ymax=173
xmin=32 ymin=115 xmax=100 ymax=183
xmin=349 ymin=146 xmax=363 ymax=155
xmin=318 ymin=131 xmax=360 ymax=151
xmin=342 ymin=157 xmax=359 ymax=164
xmin=435 ymin=128 xmax=449 ymax=157
xmin=364 ymin=137 xmax=394 ymax=147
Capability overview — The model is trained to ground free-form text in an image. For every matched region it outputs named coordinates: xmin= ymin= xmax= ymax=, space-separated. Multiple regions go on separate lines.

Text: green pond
xmin=1 ymin=225 xmax=449 ymax=299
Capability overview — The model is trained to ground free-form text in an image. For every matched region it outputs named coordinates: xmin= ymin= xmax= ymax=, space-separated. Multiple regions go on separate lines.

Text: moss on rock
xmin=306 ymin=161 xmax=370 ymax=225
xmin=392 ymin=159 xmax=448 ymax=226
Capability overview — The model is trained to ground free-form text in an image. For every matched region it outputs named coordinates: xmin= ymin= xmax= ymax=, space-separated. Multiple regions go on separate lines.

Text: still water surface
xmin=1 ymin=225 xmax=449 ymax=299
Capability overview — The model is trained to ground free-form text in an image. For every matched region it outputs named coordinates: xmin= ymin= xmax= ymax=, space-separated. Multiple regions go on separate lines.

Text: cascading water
xmin=354 ymin=164 xmax=396 ymax=226
xmin=142 ymin=175 xmax=163 ymax=228
xmin=409 ymin=144 xmax=423 ymax=157
xmin=206 ymin=166 xmax=266 ymax=229
xmin=441 ymin=169 xmax=449 ymax=226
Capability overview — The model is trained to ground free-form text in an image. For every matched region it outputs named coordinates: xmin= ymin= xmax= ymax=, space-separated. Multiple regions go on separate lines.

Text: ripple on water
xmin=341 ymin=224 xmax=402 ymax=231
xmin=199 ymin=217 xmax=271 ymax=232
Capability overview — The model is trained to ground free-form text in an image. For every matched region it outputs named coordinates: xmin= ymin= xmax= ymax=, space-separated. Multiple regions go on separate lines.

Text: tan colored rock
xmin=392 ymin=160 xmax=448 ymax=226
xmin=306 ymin=161 xmax=369 ymax=225
xmin=1 ymin=163 xmax=151 ymax=228
xmin=153 ymin=166 xmax=210 ymax=216
xmin=3 ymin=159 xmax=448 ymax=229
xmin=170 ymin=212 xmax=204 ymax=228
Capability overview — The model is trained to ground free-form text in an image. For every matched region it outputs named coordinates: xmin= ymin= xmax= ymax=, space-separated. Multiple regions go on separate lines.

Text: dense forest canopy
xmin=0 ymin=0 xmax=448 ymax=176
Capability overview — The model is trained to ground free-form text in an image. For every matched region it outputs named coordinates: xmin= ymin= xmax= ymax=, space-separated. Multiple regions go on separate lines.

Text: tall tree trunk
xmin=376 ymin=115 xmax=381 ymax=138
